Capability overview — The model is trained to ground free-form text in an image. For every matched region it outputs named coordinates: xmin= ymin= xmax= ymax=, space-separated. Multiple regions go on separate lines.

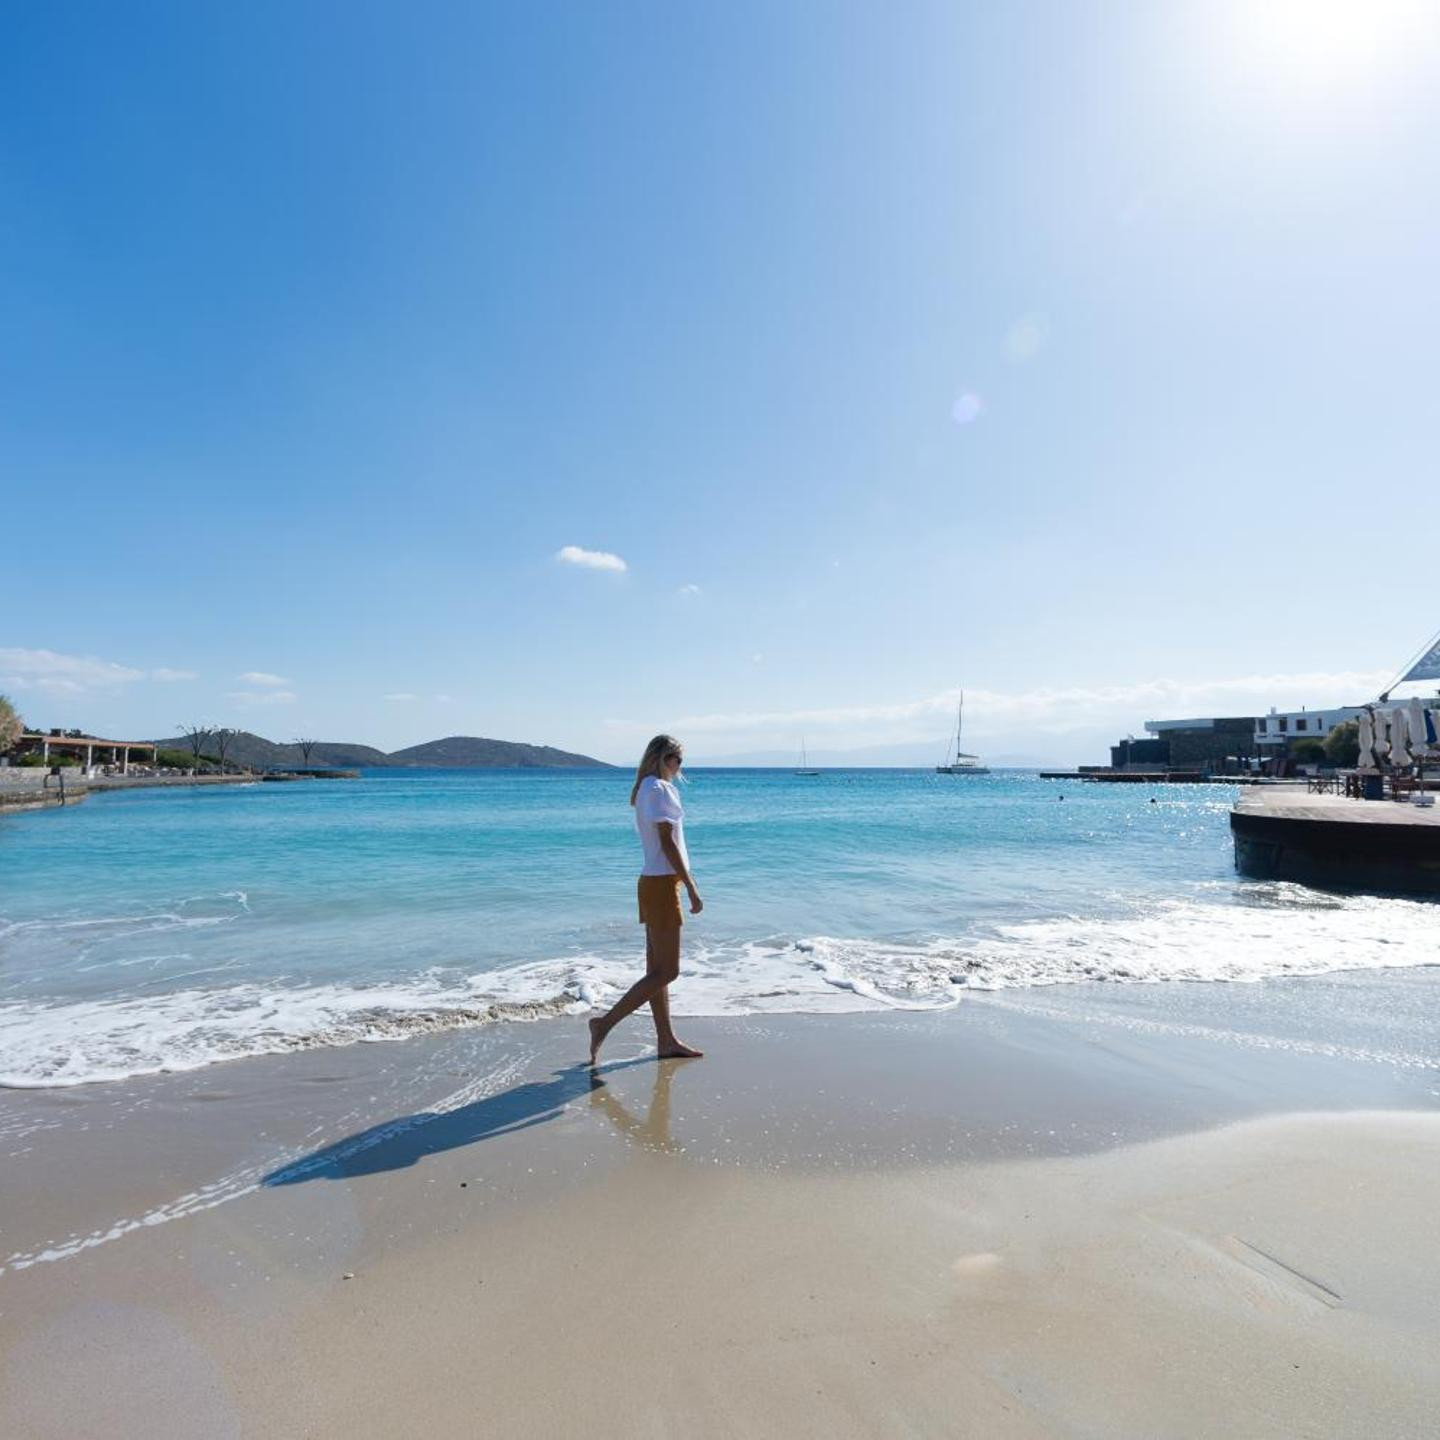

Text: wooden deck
xmin=1231 ymin=784 xmax=1440 ymax=894
xmin=1234 ymin=785 xmax=1440 ymax=827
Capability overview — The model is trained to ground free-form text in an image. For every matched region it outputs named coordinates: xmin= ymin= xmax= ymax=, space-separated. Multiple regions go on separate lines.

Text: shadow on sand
xmin=262 ymin=1056 xmax=654 ymax=1187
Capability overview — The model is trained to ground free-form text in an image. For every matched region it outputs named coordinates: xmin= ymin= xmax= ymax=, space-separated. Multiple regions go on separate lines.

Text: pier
xmin=1230 ymin=785 xmax=1440 ymax=895
xmin=1040 ymin=771 xmax=1265 ymax=784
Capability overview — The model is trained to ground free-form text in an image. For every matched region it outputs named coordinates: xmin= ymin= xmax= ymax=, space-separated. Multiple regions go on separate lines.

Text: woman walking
xmin=588 ymin=735 xmax=704 ymax=1064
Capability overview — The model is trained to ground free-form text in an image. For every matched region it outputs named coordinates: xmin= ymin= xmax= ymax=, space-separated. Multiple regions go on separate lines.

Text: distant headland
xmin=147 ymin=731 xmax=614 ymax=770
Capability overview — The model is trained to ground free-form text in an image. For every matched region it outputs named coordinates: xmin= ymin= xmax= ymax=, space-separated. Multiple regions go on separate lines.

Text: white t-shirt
xmin=635 ymin=776 xmax=689 ymax=877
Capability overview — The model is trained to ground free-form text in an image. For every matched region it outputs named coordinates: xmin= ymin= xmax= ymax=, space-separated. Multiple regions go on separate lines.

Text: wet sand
xmin=2 ymin=999 xmax=1439 ymax=1437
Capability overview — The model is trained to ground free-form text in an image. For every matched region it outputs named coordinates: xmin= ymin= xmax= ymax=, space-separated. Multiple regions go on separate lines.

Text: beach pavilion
xmin=16 ymin=730 xmax=158 ymax=773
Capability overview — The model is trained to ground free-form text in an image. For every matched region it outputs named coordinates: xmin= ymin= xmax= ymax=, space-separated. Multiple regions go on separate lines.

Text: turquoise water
xmin=2 ymin=768 xmax=1436 ymax=1086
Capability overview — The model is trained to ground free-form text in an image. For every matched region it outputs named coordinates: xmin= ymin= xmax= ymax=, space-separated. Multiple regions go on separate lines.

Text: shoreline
xmin=3 ymin=999 xmax=1438 ymax=1436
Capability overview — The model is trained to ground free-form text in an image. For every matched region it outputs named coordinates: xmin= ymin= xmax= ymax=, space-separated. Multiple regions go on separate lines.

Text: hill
xmin=150 ymin=732 xmax=612 ymax=769
xmin=152 ymin=733 xmax=391 ymax=770
xmin=384 ymin=736 xmax=611 ymax=768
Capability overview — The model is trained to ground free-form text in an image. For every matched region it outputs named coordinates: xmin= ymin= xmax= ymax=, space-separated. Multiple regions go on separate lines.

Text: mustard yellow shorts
xmin=637 ymin=874 xmax=683 ymax=929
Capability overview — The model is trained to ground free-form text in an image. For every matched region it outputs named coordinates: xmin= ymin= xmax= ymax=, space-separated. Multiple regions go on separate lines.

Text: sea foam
xmin=2 ymin=885 xmax=1436 ymax=1088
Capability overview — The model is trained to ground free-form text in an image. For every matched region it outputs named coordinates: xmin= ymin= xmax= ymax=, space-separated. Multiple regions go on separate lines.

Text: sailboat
xmin=936 ymin=692 xmax=989 ymax=774
xmin=795 ymin=739 xmax=820 ymax=776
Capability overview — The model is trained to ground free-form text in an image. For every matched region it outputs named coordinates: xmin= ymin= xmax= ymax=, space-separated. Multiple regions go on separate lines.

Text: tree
xmin=0 ymin=694 xmax=22 ymax=755
xmin=1323 ymin=721 xmax=1360 ymax=768
xmin=177 ymin=724 xmax=213 ymax=766
xmin=1291 ymin=737 xmax=1326 ymax=764
xmin=294 ymin=737 xmax=319 ymax=765
xmin=211 ymin=727 xmax=239 ymax=770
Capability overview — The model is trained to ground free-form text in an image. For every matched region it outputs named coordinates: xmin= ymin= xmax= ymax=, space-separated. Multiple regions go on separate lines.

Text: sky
xmin=4 ymin=1 xmax=1440 ymax=766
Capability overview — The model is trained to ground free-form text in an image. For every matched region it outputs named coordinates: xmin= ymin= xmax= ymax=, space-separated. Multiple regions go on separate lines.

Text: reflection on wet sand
xmin=590 ymin=1057 xmax=692 ymax=1154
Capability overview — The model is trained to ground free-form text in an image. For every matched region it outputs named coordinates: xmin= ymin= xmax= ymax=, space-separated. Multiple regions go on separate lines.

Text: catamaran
xmin=936 ymin=692 xmax=989 ymax=774
xmin=795 ymin=739 xmax=819 ymax=776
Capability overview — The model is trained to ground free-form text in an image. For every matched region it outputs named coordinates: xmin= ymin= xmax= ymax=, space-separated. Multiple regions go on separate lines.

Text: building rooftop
xmin=1143 ymin=716 xmax=1255 ymax=733
xmin=20 ymin=731 xmax=157 ymax=750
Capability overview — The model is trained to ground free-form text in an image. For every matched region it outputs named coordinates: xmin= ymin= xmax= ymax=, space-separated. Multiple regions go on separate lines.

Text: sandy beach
xmin=3 ymin=989 xmax=1438 ymax=1439
xmin=10 ymin=0 xmax=1440 ymax=1431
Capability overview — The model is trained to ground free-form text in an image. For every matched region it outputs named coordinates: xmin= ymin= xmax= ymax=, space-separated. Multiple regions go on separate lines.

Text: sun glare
xmin=1233 ymin=0 xmax=1435 ymax=89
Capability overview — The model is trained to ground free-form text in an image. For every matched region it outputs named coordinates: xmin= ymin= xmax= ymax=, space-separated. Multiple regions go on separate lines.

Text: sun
xmin=1232 ymin=0 xmax=1434 ymax=90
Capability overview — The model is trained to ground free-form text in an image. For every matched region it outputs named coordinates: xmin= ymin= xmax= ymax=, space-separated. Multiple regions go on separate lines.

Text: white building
xmin=1253 ymin=705 xmax=1367 ymax=750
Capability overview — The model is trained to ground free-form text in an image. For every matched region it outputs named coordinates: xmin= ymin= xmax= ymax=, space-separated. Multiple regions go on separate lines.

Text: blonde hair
xmin=630 ymin=734 xmax=682 ymax=805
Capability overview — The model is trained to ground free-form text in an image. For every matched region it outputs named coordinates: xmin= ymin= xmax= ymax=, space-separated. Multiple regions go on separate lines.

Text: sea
xmin=2 ymin=767 xmax=1438 ymax=1089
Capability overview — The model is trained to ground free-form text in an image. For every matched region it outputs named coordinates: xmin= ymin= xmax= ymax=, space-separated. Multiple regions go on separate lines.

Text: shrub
xmin=155 ymin=747 xmax=215 ymax=768
xmin=1323 ymin=721 xmax=1360 ymax=768
xmin=1291 ymin=738 xmax=1326 ymax=764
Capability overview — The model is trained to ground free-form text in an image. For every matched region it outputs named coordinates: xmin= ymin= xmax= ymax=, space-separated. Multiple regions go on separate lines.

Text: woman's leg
xmin=589 ymin=925 xmax=677 ymax=1062
xmin=589 ymin=924 xmax=701 ymax=1063
xmin=647 ymin=927 xmax=702 ymax=1059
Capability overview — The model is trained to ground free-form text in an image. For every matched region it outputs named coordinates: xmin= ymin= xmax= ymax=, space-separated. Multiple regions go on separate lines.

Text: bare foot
xmin=657 ymin=1040 xmax=704 ymax=1059
xmin=588 ymin=1017 xmax=607 ymax=1066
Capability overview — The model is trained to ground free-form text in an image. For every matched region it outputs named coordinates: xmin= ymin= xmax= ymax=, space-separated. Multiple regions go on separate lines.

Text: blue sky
xmin=4 ymin=1 xmax=1439 ymax=765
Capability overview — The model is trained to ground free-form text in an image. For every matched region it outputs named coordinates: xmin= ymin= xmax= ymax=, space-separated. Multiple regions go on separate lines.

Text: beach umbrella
xmin=1390 ymin=706 xmax=1413 ymax=768
xmin=1357 ymin=710 xmax=1375 ymax=768
xmin=1374 ymin=710 xmax=1391 ymax=763
xmin=1408 ymin=697 xmax=1432 ymax=754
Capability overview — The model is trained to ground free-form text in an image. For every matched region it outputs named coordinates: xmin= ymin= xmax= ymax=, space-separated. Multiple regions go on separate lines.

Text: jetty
xmin=260 ymin=769 xmax=360 ymax=781
xmin=1041 ymin=770 xmax=1264 ymax=784
xmin=1230 ymin=785 xmax=1440 ymax=895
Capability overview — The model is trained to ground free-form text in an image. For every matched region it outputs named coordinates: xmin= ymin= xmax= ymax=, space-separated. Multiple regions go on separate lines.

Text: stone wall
xmin=0 ymin=769 xmax=87 ymax=793
xmin=0 ymin=769 xmax=89 ymax=810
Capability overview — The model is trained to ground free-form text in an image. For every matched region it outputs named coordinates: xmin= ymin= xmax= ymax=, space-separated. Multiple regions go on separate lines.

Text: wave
xmin=2 ymin=886 xmax=1435 ymax=1088
xmin=0 ymin=980 xmax=575 ymax=1089
xmin=0 ymin=891 xmax=248 ymax=944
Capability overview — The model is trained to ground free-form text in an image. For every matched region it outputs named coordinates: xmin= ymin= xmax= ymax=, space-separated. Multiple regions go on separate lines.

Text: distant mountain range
xmin=151 ymin=732 xmax=613 ymax=770
xmin=147 ymin=730 xmax=1098 ymax=773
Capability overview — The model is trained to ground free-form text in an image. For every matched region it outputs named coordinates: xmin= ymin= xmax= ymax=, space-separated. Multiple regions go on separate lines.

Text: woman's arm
xmin=656 ymin=822 xmax=703 ymax=913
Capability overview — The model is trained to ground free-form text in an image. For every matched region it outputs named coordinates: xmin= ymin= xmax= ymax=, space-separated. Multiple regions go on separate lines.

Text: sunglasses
xmin=664 ymin=752 xmax=683 ymax=763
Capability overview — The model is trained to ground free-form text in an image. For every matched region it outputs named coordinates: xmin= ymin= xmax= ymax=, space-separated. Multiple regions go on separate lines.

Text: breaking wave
xmin=2 ymin=884 xmax=1435 ymax=1088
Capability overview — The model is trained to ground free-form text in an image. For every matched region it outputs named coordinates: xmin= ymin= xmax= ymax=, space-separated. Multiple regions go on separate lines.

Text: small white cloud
xmin=384 ymin=693 xmax=418 ymax=703
xmin=951 ymin=391 xmax=984 ymax=426
xmin=433 ymin=693 xmax=453 ymax=703
xmin=1004 ymin=313 xmax=1049 ymax=364
xmin=238 ymin=671 xmax=290 ymax=687
xmin=678 ymin=583 xmax=702 ymax=597
xmin=556 ymin=545 xmax=627 ymax=573
xmin=150 ymin=668 xmax=198 ymax=682
xmin=752 ymin=653 xmax=764 ymax=664
xmin=0 ymin=647 xmax=144 ymax=694
xmin=225 ymin=689 xmax=298 ymax=707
